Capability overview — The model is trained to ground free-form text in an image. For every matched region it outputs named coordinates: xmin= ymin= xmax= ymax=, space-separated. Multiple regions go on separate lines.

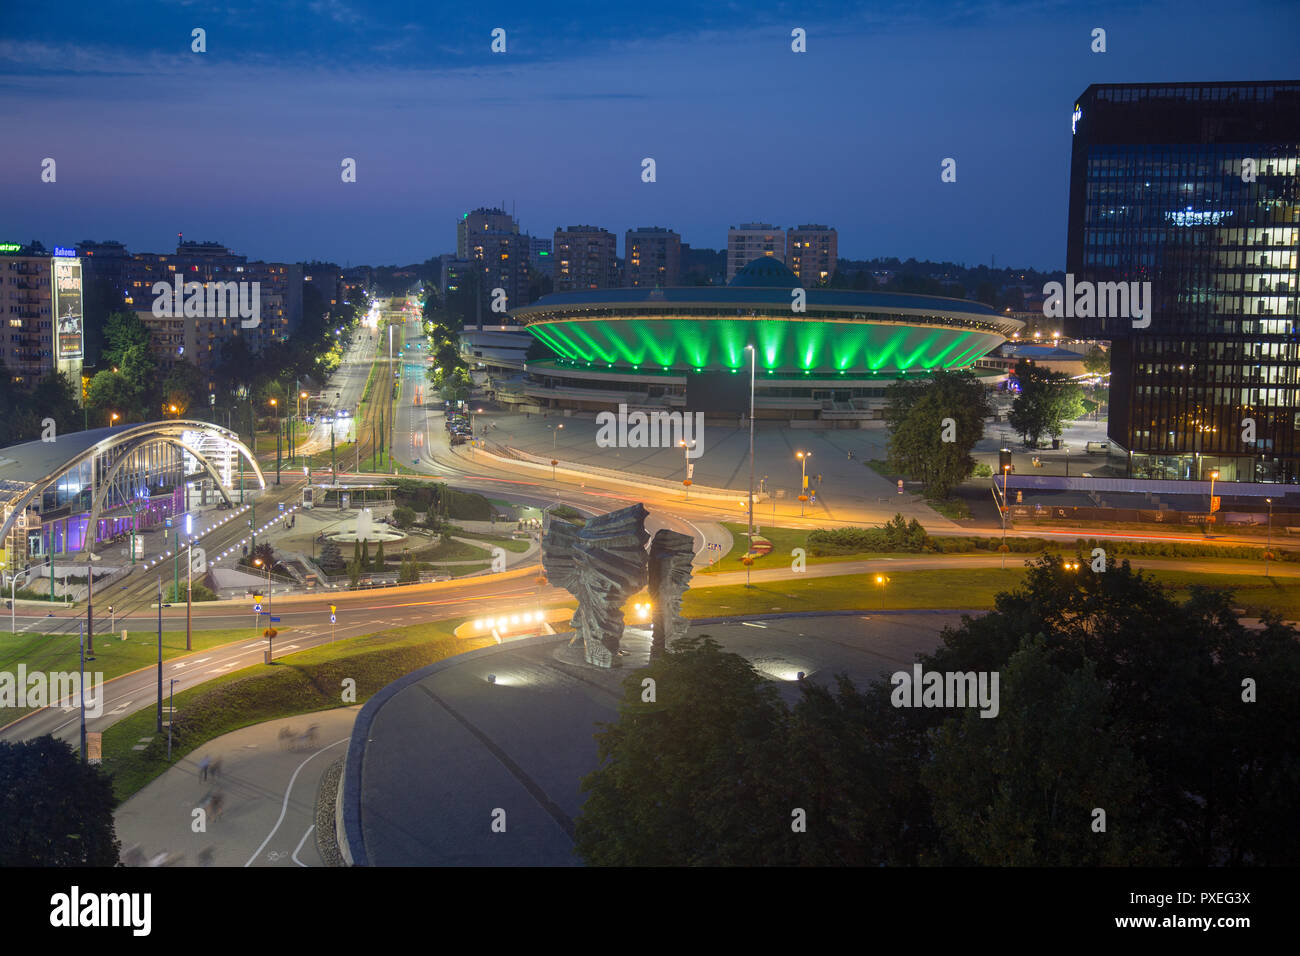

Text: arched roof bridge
xmin=0 ymin=420 xmax=264 ymax=544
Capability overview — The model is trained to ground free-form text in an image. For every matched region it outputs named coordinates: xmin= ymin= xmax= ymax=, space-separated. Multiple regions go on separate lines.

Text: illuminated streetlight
xmin=796 ymin=451 xmax=812 ymax=516
xmin=874 ymin=574 xmax=890 ymax=610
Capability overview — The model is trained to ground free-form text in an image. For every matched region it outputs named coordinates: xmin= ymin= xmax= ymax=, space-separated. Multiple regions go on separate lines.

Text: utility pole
xmin=155 ymin=576 xmax=163 ymax=733
xmin=79 ymin=623 xmax=87 ymax=763
xmin=86 ymin=551 xmax=94 ymax=654
xmin=186 ymin=541 xmax=193 ymax=651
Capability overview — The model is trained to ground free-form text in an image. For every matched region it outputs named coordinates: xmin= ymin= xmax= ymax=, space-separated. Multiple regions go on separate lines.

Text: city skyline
xmin=3 ymin=0 xmax=1296 ymax=267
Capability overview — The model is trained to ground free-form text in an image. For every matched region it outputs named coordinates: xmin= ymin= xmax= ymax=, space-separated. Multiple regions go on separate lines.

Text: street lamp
xmin=253 ymin=557 xmax=272 ymax=618
xmin=270 ymin=398 xmax=280 ymax=485
xmin=874 ymin=574 xmax=889 ymax=610
xmin=1208 ymin=469 xmax=1219 ymax=517
xmin=9 ymin=566 xmax=36 ymax=635
xmin=679 ymin=439 xmax=696 ymax=499
xmin=550 ymin=422 xmax=564 ymax=449
xmin=796 ymin=451 xmax=811 ymax=516
xmin=744 ymin=343 xmax=757 ymax=565
xmin=110 ymin=412 xmax=119 ymax=426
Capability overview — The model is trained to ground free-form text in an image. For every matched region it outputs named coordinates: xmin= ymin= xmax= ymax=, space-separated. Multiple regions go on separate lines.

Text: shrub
xmin=973 ymin=462 xmax=993 ymax=478
xmin=391 ymin=506 xmax=416 ymax=529
xmin=807 ymin=514 xmax=931 ymax=555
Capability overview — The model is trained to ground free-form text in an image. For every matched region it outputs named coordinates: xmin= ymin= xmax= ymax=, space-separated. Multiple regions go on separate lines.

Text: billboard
xmin=685 ymin=370 xmax=750 ymax=413
xmin=52 ymin=257 xmax=83 ymax=360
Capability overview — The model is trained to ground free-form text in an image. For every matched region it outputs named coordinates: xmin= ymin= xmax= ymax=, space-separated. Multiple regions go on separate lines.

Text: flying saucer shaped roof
xmin=728 ymin=257 xmax=799 ymax=287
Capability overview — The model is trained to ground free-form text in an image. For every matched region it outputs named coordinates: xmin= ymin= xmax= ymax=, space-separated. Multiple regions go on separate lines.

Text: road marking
xmin=244 ymin=642 xmax=264 ymax=649
xmin=108 ymin=700 xmax=134 ymax=715
xmin=292 ymin=825 xmax=315 ymax=867
xmin=245 ymin=736 xmax=348 ymax=868
xmin=194 ymin=657 xmax=212 ymax=663
xmin=741 ymin=621 xmax=768 ymax=628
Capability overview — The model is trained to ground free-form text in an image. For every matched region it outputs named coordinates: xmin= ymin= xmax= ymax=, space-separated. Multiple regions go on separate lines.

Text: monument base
xmin=551 ymin=626 xmax=654 ymax=671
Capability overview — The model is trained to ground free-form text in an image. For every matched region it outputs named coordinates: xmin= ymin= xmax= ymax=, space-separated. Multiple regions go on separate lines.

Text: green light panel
xmin=525 ymin=318 xmax=1004 ymax=373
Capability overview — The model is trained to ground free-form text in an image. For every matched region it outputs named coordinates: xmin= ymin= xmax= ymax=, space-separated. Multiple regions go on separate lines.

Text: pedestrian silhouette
xmin=199 ymin=755 xmax=211 ymax=781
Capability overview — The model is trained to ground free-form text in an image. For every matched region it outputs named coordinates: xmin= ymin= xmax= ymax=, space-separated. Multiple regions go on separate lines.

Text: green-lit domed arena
xmin=505 ymin=258 xmax=1022 ymax=417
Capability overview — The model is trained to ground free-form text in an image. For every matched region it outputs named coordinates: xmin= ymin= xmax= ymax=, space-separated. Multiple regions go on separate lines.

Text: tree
xmin=884 ymin=369 xmax=992 ymax=499
xmin=574 ymin=636 xmax=794 ymax=865
xmin=161 ymin=361 xmax=206 ymax=417
xmin=0 ymin=736 xmax=121 ymax=866
xmin=923 ymin=639 xmax=1167 ymax=865
xmin=1082 ymin=345 xmax=1109 ymax=375
xmin=100 ymin=311 xmax=151 ymax=369
xmin=391 ymin=505 xmax=415 ymax=529
xmin=318 ymin=540 xmax=344 ymax=574
xmin=1007 ymin=360 xmax=1085 ymax=445
xmin=372 ymin=540 xmax=386 ymax=572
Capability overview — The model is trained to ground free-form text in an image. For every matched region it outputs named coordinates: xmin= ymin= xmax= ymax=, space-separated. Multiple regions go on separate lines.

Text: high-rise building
xmin=625 ymin=227 xmax=681 ymax=287
xmin=0 ymin=242 xmax=84 ymax=394
xmin=1065 ymin=81 xmax=1300 ymax=484
xmin=726 ymin=223 xmax=785 ymax=282
xmin=786 ymin=225 xmax=838 ymax=285
xmin=119 ymin=241 xmax=301 ymax=376
xmin=457 ymin=208 xmax=529 ymax=310
xmin=553 ymin=226 xmax=618 ymax=291
xmin=457 ymin=207 xmax=518 ymax=260
xmin=529 ymin=237 xmax=553 ymax=277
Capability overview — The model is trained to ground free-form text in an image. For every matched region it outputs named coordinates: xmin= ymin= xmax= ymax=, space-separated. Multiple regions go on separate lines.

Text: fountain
xmin=326 ymin=507 xmax=406 ymax=545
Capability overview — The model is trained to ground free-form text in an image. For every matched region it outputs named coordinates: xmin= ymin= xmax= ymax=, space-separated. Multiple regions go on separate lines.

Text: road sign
xmin=270 ymin=616 xmax=280 ymax=622
xmin=330 ymin=614 xmax=336 ymax=624
xmin=278 ymin=502 xmax=285 ymax=512
xmin=165 ymin=517 xmax=173 ymax=528
xmin=1210 ymin=496 xmax=1221 ymax=513
xmin=253 ymin=603 xmax=262 ymax=613
xmin=329 ymin=605 xmax=336 ymax=614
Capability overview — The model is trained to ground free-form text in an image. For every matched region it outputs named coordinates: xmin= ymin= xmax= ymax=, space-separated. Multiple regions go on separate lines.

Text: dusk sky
xmin=2 ymin=0 xmax=1296 ymax=270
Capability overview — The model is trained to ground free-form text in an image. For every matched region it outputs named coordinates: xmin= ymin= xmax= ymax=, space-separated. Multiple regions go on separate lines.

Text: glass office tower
xmin=1066 ymin=82 xmax=1300 ymax=483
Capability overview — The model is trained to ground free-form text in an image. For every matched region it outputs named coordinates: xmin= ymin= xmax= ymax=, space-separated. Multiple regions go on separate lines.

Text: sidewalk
xmin=114 ymin=706 xmax=359 ymax=867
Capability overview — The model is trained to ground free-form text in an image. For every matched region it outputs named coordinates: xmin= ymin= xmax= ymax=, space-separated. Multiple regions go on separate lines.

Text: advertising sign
xmin=51 ymin=257 xmax=84 ymax=360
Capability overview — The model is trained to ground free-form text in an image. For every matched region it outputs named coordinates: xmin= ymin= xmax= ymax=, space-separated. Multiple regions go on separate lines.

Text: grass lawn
xmin=101 ymin=619 xmax=494 ymax=801
xmin=926 ymin=497 xmax=972 ymax=520
xmin=0 ymin=628 xmax=267 ymax=726
xmin=408 ymin=537 xmax=488 ymax=562
xmin=686 ymin=567 xmax=1026 ymax=616
xmin=451 ymin=530 xmax=531 ymax=552
xmin=701 ymin=523 xmax=903 ymax=574
xmin=684 ymin=566 xmax=1300 ymax=619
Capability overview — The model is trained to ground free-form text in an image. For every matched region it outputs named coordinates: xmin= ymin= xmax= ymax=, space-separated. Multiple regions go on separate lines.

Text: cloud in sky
xmin=1 ymin=0 xmax=1295 ymax=266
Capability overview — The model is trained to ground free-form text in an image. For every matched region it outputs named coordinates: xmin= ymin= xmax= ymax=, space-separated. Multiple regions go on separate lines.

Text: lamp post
xmin=10 ymin=567 xmax=33 ymax=635
xmin=1265 ymin=497 xmax=1273 ymax=577
xmin=745 ymin=344 xmax=756 ymax=559
xmin=679 ymin=439 xmax=696 ymax=499
xmin=796 ymin=451 xmax=811 ymax=516
xmin=271 ymin=398 xmax=281 ymax=485
xmin=254 ymin=556 xmax=272 ymax=637
xmin=874 ymin=574 xmax=889 ymax=610
xmin=1208 ymin=469 xmax=1219 ymax=518
xmin=550 ymin=422 xmax=564 ymax=449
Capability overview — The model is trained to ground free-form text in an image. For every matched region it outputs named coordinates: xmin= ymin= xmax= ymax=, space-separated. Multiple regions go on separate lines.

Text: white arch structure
xmin=0 ymin=420 xmax=265 ymax=548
